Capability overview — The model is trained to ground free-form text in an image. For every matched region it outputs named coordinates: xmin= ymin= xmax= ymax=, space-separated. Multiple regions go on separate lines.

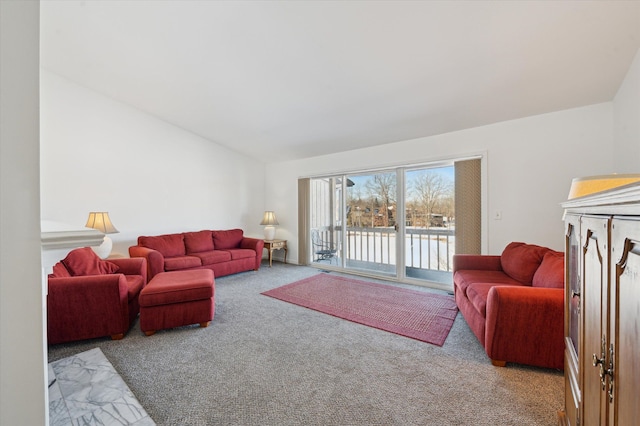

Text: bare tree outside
xmin=409 ymin=170 xmax=453 ymax=227
xmin=364 ymin=172 xmax=396 ymax=227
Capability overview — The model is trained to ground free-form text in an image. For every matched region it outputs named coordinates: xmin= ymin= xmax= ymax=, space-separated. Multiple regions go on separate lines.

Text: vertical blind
xmin=297 ymin=178 xmax=310 ymax=265
xmin=454 ymin=158 xmax=481 ymax=255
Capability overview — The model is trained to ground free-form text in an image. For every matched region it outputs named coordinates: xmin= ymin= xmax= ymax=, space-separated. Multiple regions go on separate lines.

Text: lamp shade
xmin=567 ymin=174 xmax=640 ymax=199
xmin=260 ymin=211 xmax=279 ymax=226
xmin=85 ymin=212 xmax=119 ymax=234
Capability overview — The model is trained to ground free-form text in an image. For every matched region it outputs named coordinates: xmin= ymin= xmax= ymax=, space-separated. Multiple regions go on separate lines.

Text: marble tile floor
xmin=49 ymin=347 xmax=155 ymax=426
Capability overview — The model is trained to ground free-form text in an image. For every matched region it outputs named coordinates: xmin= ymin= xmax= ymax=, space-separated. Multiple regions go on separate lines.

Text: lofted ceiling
xmin=40 ymin=1 xmax=640 ymax=163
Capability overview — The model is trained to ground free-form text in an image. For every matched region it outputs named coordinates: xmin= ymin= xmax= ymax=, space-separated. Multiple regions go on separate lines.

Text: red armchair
xmin=47 ymin=247 xmax=147 ymax=344
xmin=453 ymin=242 xmax=565 ymax=369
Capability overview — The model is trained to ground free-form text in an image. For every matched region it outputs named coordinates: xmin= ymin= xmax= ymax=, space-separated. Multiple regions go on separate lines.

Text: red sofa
xmin=129 ymin=228 xmax=264 ymax=280
xmin=453 ymin=242 xmax=564 ymax=369
xmin=47 ymin=247 xmax=147 ymax=344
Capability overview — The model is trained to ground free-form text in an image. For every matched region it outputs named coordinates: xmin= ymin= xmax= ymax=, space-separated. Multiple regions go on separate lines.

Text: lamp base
xmin=91 ymin=236 xmax=113 ymax=259
xmin=263 ymin=226 xmax=276 ymax=241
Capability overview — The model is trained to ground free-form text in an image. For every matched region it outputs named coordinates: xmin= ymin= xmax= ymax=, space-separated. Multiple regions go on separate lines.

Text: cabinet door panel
xmin=564 ymin=215 xmax=581 ymax=426
xmin=581 ymin=216 xmax=609 ymax=426
xmin=610 ymin=217 xmax=640 ymax=426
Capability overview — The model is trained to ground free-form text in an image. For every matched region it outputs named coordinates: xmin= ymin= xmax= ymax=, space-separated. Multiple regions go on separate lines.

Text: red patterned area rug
xmin=261 ymin=274 xmax=458 ymax=346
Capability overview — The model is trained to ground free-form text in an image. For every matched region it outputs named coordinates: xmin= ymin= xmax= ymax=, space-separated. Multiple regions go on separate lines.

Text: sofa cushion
xmin=501 ymin=242 xmax=549 ymax=285
xmin=164 ymin=256 xmax=202 ymax=271
xmin=454 ymin=270 xmax=522 ymax=296
xmin=140 ymin=270 xmax=214 ymax=307
xmin=226 ymin=248 xmax=257 ymax=260
xmin=61 ymin=247 xmax=119 ymax=276
xmin=191 ymin=250 xmax=232 ymax=265
xmin=125 ymin=275 xmax=145 ymax=302
xmin=212 ymin=229 xmax=244 ymax=250
xmin=466 ymin=283 xmax=516 ymax=317
xmin=532 ymin=251 xmax=565 ymax=288
xmin=139 ymin=234 xmax=186 ymax=257
xmin=183 ymin=230 xmax=214 ymax=254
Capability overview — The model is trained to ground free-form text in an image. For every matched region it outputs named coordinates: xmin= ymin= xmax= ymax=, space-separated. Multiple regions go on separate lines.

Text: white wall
xmin=266 ymin=103 xmax=615 ymax=262
xmin=613 ymin=48 xmax=640 ymax=172
xmin=40 ymin=71 xmax=266 ymax=256
xmin=0 ymin=1 xmax=47 ymax=424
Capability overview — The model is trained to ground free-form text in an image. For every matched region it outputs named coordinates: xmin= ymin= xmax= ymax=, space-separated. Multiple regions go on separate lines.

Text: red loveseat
xmin=47 ymin=247 xmax=147 ymax=344
xmin=129 ymin=228 xmax=264 ymax=280
xmin=453 ymin=242 xmax=564 ymax=369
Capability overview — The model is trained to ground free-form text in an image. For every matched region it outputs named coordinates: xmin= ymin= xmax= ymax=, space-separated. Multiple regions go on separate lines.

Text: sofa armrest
xmin=129 ymin=245 xmax=164 ymax=279
xmin=109 ymin=257 xmax=147 ymax=284
xmin=453 ymin=254 xmax=503 ymax=273
xmin=485 ymin=286 xmax=564 ymax=369
xmin=47 ymin=274 xmax=130 ymax=343
xmin=240 ymin=237 xmax=265 ymax=270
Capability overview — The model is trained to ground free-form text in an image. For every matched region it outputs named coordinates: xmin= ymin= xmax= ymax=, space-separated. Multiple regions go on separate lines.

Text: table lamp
xmin=85 ymin=212 xmax=119 ymax=258
xmin=260 ymin=211 xmax=279 ymax=240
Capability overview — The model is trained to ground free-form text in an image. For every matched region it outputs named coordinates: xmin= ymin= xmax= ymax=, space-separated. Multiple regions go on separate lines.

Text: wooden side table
xmin=264 ymin=239 xmax=287 ymax=267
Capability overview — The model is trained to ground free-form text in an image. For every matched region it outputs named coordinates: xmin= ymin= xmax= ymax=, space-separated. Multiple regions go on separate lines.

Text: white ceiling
xmin=40 ymin=1 xmax=640 ymax=163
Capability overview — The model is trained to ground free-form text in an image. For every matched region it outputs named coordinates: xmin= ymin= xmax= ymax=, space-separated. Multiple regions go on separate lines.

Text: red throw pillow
xmin=61 ymin=247 xmax=119 ymax=276
xmin=183 ymin=230 xmax=214 ymax=253
xmin=500 ymin=242 xmax=549 ymax=285
xmin=138 ymin=234 xmax=186 ymax=257
xmin=212 ymin=229 xmax=244 ymax=250
xmin=532 ymin=251 xmax=565 ymax=288
xmin=49 ymin=262 xmax=71 ymax=279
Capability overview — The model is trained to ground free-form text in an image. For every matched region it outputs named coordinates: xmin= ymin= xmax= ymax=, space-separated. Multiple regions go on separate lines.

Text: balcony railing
xmin=313 ymin=226 xmax=455 ymax=284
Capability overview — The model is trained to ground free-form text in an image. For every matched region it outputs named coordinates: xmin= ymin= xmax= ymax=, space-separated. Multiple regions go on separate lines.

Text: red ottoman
xmin=139 ymin=269 xmax=215 ymax=336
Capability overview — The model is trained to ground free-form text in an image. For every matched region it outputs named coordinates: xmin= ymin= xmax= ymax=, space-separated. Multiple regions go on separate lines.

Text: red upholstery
xmin=129 ymin=245 xmax=164 ymax=278
xmin=140 ymin=298 xmax=214 ymax=335
xmin=138 ymin=234 xmax=186 ymax=257
xmin=500 ymin=242 xmax=548 ymax=284
xmin=453 ymin=243 xmax=564 ymax=369
xmin=453 ymin=270 xmax=521 ymax=295
xmin=466 ymin=283 xmax=518 ymax=317
xmin=184 ymin=230 xmax=214 ymax=253
xmin=212 ymin=229 xmax=244 ymax=249
xmin=61 ymin=247 xmax=119 ymax=276
xmin=164 ymin=255 xmax=202 ymax=271
xmin=485 ymin=285 xmax=564 ymax=369
xmin=47 ymin=252 xmax=147 ymax=345
xmin=130 ymin=229 xmax=264 ymax=279
xmin=227 ymin=248 xmax=256 ymax=260
xmin=532 ymin=251 xmax=565 ymax=288
xmin=139 ymin=270 xmax=214 ymax=306
xmin=139 ymin=270 xmax=215 ymax=334
xmin=191 ymin=250 xmax=232 ymax=265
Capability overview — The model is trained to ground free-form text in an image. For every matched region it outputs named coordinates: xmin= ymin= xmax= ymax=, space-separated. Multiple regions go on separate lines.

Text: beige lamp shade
xmin=260 ymin=211 xmax=279 ymax=226
xmin=567 ymin=174 xmax=640 ymax=199
xmin=260 ymin=211 xmax=279 ymax=240
xmin=85 ymin=212 xmax=119 ymax=234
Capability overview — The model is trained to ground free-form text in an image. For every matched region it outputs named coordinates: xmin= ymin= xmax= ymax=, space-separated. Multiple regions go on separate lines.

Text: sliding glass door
xmin=404 ymin=166 xmax=455 ymax=284
xmin=344 ymin=171 xmax=398 ymax=278
xmin=307 ymin=158 xmax=478 ymax=286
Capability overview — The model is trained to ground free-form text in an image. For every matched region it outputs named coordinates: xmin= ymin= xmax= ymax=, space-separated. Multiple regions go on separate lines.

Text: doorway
xmin=308 ymin=160 xmax=470 ymax=287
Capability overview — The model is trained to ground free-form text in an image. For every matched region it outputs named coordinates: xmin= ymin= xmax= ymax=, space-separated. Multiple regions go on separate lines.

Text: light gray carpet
xmin=48 ymin=262 xmax=563 ymax=426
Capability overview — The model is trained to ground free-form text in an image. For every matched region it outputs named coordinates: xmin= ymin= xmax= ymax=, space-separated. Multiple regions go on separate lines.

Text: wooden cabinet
xmin=560 ymin=185 xmax=640 ymax=426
